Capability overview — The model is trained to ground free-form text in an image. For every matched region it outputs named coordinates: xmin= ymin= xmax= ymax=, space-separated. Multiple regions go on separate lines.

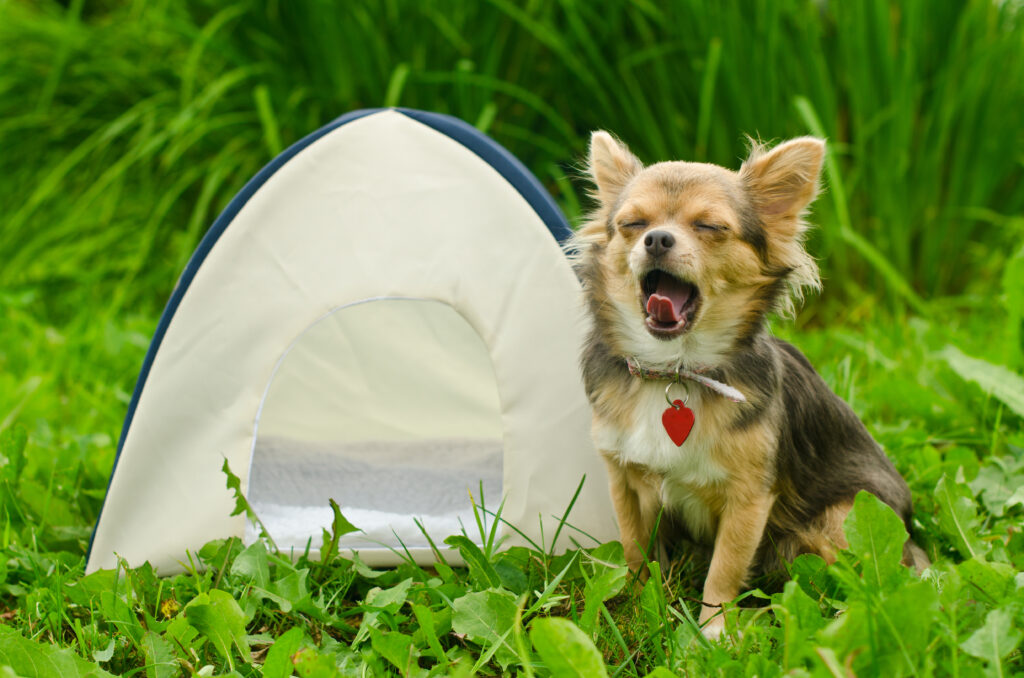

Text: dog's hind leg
xmin=772 ymin=500 xmax=929 ymax=574
xmin=786 ymin=500 xmax=853 ymax=565
xmin=902 ymin=540 xmax=930 ymax=574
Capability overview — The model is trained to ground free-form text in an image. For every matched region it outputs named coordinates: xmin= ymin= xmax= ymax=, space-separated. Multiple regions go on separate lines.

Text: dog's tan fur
xmin=572 ymin=132 xmax=925 ymax=637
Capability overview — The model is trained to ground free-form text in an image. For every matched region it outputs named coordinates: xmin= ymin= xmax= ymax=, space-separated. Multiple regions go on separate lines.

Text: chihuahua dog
xmin=570 ymin=132 xmax=926 ymax=638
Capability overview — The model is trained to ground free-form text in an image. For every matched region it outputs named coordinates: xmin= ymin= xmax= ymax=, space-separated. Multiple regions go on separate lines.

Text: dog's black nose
xmin=644 ymin=230 xmax=675 ymax=257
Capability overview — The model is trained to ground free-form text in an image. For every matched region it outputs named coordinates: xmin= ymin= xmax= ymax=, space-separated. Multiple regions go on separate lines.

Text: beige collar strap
xmin=625 ymin=357 xmax=747 ymax=403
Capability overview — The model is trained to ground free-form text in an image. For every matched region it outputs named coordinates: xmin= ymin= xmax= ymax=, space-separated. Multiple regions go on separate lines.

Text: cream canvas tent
xmin=86 ymin=108 xmax=617 ymax=574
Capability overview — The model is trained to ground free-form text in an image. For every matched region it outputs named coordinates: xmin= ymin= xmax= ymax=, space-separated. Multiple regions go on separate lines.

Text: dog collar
xmin=626 ymin=357 xmax=747 ymax=403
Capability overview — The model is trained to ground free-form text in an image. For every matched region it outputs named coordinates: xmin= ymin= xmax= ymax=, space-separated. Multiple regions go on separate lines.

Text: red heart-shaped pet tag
xmin=662 ymin=400 xmax=695 ymax=446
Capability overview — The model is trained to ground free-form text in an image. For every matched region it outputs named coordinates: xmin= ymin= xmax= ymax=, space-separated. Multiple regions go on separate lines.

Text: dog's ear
xmin=740 ymin=137 xmax=825 ymax=227
xmin=588 ymin=131 xmax=643 ymax=206
xmin=741 ymin=137 xmax=824 ymax=308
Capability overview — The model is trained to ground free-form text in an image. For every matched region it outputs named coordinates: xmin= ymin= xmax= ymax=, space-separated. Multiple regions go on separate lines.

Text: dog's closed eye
xmin=694 ymin=221 xmax=726 ymax=232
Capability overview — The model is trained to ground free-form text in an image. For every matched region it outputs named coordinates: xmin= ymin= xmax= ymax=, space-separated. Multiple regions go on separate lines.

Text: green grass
xmin=2 ymin=310 xmax=1023 ymax=677
xmin=1 ymin=0 xmax=1023 ymax=676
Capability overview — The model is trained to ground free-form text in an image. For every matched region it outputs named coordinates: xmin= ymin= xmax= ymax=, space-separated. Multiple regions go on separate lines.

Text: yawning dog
xmin=570 ymin=132 xmax=926 ymax=638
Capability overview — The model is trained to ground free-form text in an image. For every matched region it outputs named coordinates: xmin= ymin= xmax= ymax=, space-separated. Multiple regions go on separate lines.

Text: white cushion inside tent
xmin=248 ymin=298 xmax=505 ymax=551
xmin=87 ymin=109 xmax=617 ymax=574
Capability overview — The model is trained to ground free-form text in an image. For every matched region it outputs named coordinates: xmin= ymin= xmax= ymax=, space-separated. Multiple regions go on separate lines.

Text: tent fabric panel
xmin=86 ymin=108 xmax=383 ymax=559
xmin=90 ymin=107 xmax=572 ymax=559
xmin=87 ymin=109 xmax=615 ymax=574
xmin=397 ymin=109 xmax=572 ymax=242
xmin=253 ymin=298 xmax=504 ymax=443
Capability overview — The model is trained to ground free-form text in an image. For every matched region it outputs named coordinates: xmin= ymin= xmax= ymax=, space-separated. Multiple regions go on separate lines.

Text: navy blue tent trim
xmin=87 ymin=108 xmax=573 ymax=560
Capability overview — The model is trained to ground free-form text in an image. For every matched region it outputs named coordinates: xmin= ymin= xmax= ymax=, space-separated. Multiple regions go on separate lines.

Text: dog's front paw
xmin=700 ymin=615 xmax=726 ymax=641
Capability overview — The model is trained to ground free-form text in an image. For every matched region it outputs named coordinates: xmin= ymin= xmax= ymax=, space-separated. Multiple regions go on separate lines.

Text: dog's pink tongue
xmin=646 ymin=294 xmax=680 ymax=323
xmin=645 ymin=276 xmax=693 ymax=324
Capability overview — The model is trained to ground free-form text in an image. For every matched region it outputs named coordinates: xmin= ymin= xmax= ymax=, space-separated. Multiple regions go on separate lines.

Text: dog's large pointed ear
xmin=588 ymin=131 xmax=643 ymax=206
xmin=741 ymin=137 xmax=825 ymax=309
xmin=740 ymin=137 xmax=825 ymax=226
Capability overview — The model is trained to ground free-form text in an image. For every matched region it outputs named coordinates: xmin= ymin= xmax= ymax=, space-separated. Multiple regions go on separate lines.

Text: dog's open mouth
xmin=640 ymin=269 xmax=700 ymax=338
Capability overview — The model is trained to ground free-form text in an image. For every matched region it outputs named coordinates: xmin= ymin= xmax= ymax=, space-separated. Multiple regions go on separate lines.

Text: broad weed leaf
xmin=163 ymin=616 xmax=199 ymax=654
xmin=587 ymin=541 xmax=627 ymax=571
xmin=261 ymin=627 xmax=306 ymax=678
xmin=934 ymin=474 xmax=986 ymax=559
xmin=1005 ymin=485 xmax=1024 ymax=512
xmin=291 ymin=647 xmax=342 ymax=678
xmin=771 ymin=582 xmax=826 ymax=671
xmin=99 ymin=590 xmax=144 ymax=646
xmin=327 ymin=498 xmax=359 ymax=537
xmin=351 ymin=553 xmax=387 ymax=579
xmin=184 ymin=590 xmax=250 ymax=668
xmin=451 ymin=590 xmax=518 ymax=667
xmin=230 ymin=542 xmax=269 ymax=588
xmin=365 ymin=577 xmax=413 ymax=614
xmin=139 ymin=631 xmax=176 ymax=678
xmin=266 ymin=570 xmax=318 ymax=618
xmin=941 ymin=345 xmax=1024 ymax=419
xmin=368 ymin=627 xmax=418 ymax=675
xmin=842 ymin=491 xmax=908 ymax=591
xmin=944 ymin=446 xmax=983 ymax=484
xmin=444 ymin=535 xmax=501 ymax=589
xmin=961 ymin=608 xmax=1023 ymax=664
xmin=579 ymin=565 xmax=628 ymax=634
xmin=493 ymin=556 xmax=529 ymax=594
xmin=744 ymin=653 xmax=784 ymax=678
xmin=640 ymin=575 xmax=664 ymax=639
xmin=777 ymin=580 xmax=827 ymax=636
xmin=221 ymin=459 xmax=276 ymax=550
xmin=969 ymin=457 xmax=1024 ymax=517
xmin=354 ymin=578 xmax=413 ymax=644
xmin=812 ymin=647 xmax=848 ymax=678
xmin=252 ymin=567 xmax=327 ymax=621
xmin=957 ymin=557 xmax=1016 ymax=605
xmin=877 ymin=581 xmax=940 ymax=671
xmin=530 ymin=617 xmax=609 ymax=678
xmin=411 ymin=604 xmax=447 ymax=662
xmin=90 ymin=639 xmax=114 ymax=663
xmin=821 ymin=580 xmax=938 ymax=678
xmin=319 ymin=499 xmax=359 ymax=565
xmin=0 ymin=626 xmax=116 ymax=678
xmin=789 ymin=553 xmax=842 ymax=606
xmin=64 ymin=569 xmax=119 ymax=608
xmin=222 ymin=458 xmax=250 ymax=519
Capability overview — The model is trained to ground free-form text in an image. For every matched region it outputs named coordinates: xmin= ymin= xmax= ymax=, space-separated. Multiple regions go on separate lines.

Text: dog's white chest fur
xmin=594 ymin=384 xmax=728 ymax=541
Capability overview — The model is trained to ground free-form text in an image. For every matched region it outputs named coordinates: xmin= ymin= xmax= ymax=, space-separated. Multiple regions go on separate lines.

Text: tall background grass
xmin=3 ymin=0 xmax=1023 ymax=317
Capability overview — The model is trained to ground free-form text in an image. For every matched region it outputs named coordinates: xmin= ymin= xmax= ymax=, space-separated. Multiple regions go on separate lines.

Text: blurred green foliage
xmin=1 ymin=1 xmax=1023 ymax=675
xmin=2 ymin=0 xmax=1023 ymax=315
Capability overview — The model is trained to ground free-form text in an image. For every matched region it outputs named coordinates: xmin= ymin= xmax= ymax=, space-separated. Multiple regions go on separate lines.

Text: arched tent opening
xmin=248 ymin=298 xmax=505 ymax=554
xmin=86 ymin=108 xmax=617 ymax=574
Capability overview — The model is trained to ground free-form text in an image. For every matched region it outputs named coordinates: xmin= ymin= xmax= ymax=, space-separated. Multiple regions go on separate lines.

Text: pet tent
xmin=86 ymin=108 xmax=617 ymax=574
